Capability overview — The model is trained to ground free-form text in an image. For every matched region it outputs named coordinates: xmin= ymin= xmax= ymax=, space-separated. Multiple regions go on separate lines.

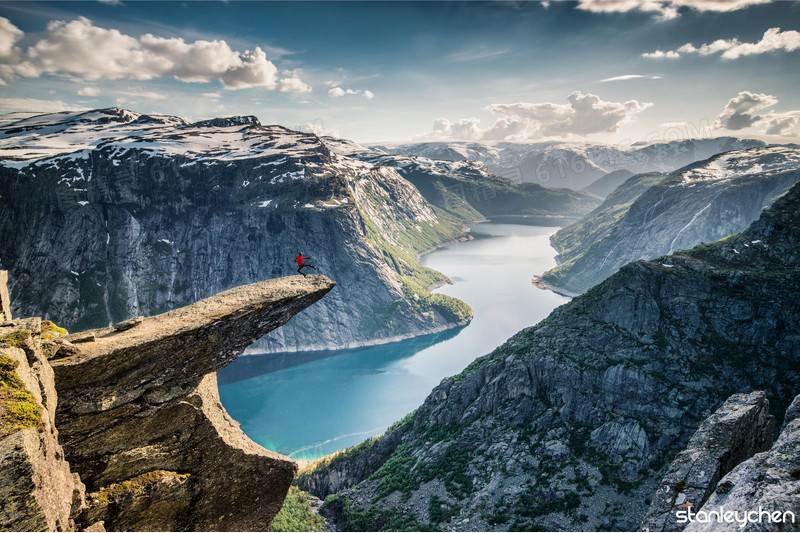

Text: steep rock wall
xmin=299 ymin=182 xmax=800 ymax=531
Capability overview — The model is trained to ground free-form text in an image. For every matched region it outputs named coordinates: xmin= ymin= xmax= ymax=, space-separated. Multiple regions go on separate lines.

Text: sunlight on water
xmin=218 ymin=223 xmax=570 ymax=460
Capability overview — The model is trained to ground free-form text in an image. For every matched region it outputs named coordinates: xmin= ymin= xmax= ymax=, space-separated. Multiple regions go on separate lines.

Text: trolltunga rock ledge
xmin=50 ymin=274 xmax=336 ymax=531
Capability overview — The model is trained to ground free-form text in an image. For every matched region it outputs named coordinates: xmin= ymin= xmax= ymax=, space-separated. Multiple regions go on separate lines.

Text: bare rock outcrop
xmin=1 ymin=316 xmax=84 ymax=531
xmin=684 ymin=393 xmax=800 ymax=532
xmin=49 ymin=274 xmax=335 ymax=531
xmin=1 ymin=271 xmax=335 ymax=532
xmin=640 ymin=391 xmax=775 ymax=531
xmin=0 ymin=270 xmax=11 ymax=322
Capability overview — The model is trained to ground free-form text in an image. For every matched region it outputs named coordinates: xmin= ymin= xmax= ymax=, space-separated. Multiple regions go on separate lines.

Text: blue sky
xmin=1 ymin=1 xmax=799 ymax=143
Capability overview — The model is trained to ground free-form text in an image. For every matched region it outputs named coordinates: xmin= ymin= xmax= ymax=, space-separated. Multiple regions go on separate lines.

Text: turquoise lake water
xmin=218 ymin=223 xmax=570 ymax=460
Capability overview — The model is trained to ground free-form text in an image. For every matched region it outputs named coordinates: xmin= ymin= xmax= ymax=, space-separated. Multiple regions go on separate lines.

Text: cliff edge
xmin=1 ymin=273 xmax=336 ymax=531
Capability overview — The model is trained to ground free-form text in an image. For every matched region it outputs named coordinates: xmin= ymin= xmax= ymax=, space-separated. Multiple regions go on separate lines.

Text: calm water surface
xmin=218 ymin=223 xmax=569 ymax=460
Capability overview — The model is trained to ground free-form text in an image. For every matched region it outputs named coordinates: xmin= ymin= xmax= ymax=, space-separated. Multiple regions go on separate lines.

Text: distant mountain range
xmin=374 ymin=138 xmax=769 ymax=192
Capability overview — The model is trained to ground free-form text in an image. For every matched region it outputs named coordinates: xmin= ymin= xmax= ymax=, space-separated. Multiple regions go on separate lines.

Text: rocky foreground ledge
xmin=0 ymin=274 xmax=335 ymax=531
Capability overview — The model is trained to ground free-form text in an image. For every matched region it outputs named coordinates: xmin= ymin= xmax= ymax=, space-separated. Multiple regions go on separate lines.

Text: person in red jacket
xmin=294 ymin=252 xmax=318 ymax=276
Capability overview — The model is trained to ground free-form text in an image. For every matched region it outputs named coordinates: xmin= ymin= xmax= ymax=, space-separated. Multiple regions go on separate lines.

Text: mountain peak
xmin=190 ymin=115 xmax=261 ymax=128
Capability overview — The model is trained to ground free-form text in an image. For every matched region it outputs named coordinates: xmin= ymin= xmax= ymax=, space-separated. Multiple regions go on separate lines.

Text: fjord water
xmin=218 ymin=223 xmax=570 ymax=460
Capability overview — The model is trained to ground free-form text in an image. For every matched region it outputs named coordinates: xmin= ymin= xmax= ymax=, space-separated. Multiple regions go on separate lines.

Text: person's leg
xmin=298 ymin=265 xmax=306 ymax=276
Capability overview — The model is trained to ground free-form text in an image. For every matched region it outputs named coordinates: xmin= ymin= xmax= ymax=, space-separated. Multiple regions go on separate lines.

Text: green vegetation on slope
xmin=270 ymin=486 xmax=328 ymax=532
xmin=0 ymin=351 xmax=43 ymax=436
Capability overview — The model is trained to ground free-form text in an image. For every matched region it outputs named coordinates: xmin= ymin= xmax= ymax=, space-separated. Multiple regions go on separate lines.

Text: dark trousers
xmin=298 ymin=264 xmax=316 ymax=275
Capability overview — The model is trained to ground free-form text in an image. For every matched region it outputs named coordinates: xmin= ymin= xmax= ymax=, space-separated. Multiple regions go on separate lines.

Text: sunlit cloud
xmin=644 ymin=27 xmax=800 ymax=59
xmin=577 ymin=0 xmax=771 ymax=21
xmin=426 ymin=91 xmax=652 ymax=141
xmin=0 ymin=16 xmax=311 ymax=91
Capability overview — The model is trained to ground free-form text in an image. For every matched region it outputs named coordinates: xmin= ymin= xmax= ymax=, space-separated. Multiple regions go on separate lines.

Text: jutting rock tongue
xmin=51 ymin=274 xmax=336 ymax=531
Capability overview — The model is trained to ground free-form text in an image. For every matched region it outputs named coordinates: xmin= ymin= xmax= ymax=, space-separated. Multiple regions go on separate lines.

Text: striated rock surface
xmin=540 ymin=146 xmax=800 ymax=294
xmin=49 ymin=274 xmax=335 ymax=531
xmin=680 ymin=394 xmax=800 ymax=532
xmin=0 ymin=317 xmax=84 ymax=532
xmin=640 ymin=391 xmax=774 ymax=531
xmin=299 ymin=182 xmax=800 ymax=531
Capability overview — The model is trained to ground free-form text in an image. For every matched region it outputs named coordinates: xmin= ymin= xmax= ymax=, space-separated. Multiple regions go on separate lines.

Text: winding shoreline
xmin=530 ymin=275 xmax=580 ymax=298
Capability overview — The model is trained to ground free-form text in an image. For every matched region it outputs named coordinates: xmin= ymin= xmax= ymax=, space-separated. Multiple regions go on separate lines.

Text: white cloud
xmin=714 ymin=91 xmax=778 ymax=130
xmin=641 ymin=49 xmax=681 ymax=59
xmin=713 ymin=91 xmax=800 ymax=136
xmin=0 ymin=17 xmax=23 ymax=60
xmin=577 ymin=0 xmax=771 ymax=20
xmin=644 ymin=27 xmax=800 ymax=60
xmin=0 ymin=17 xmax=25 ymax=84
xmin=0 ymin=97 xmax=86 ymax=113
xmin=599 ymin=74 xmax=663 ymax=82
xmin=577 ymin=0 xmax=679 ymax=20
xmin=278 ymin=76 xmax=311 ymax=93
xmin=77 ymin=86 xmax=100 ymax=96
xmin=328 ymin=86 xmax=373 ymax=99
xmin=764 ymin=114 xmax=799 ymax=135
xmin=428 ymin=91 xmax=652 ymax=141
xmin=0 ymin=16 xmax=310 ymax=92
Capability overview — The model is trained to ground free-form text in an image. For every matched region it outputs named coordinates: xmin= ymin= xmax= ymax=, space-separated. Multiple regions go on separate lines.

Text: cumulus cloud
xmin=713 ymin=91 xmax=800 ymax=136
xmin=0 ymin=17 xmax=23 ymax=60
xmin=644 ymin=27 xmax=800 ymax=59
xmin=577 ymin=0 xmax=771 ymax=20
xmin=714 ymin=91 xmax=778 ymax=130
xmin=277 ymin=76 xmax=311 ymax=93
xmin=77 ymin=86 xmax=100 ymax=96
xmin=328 ymin=86 xmax=373 ymax=99
xmin=0 ymin=16 xmax=310 ymax=91
xmin=0 ymin=17 xmax=25 ymax=84
xmin=641 ymin=50 xmax=681 ymax=59
xmin=765 ymin=114 xmax=799 ymax=135
xmin=428 ymin=91 xmax=652 ymax=141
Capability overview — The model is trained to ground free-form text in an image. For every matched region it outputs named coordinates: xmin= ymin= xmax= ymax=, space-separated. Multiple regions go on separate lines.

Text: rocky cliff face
xmin=640 ymin=391 xmax=775 ymax=531
xmin=298 ymin=181 xmax=800 ymax=531
xmin=0 ymin=272 xmax=335 ymax=531
xmin=0 ymin=108 xmax=472 ymax=353
xmin=1 ymin=316 xmax=83 ymax=531
xmin=535 ymin=171 xmax=667 ymax=295
xmin=681 ymin=394 xmax=800 ymax=532
xmin=540 ymin=146 xmax=800 ymax=294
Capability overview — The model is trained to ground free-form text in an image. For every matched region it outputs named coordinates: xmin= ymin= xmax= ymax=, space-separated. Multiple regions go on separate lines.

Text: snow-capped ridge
xmin=190 ymin=116 xmax=261 ymax=128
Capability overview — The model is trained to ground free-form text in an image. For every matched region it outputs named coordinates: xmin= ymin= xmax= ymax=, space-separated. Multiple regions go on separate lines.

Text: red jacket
xmin=294 ymin=254 xmax=306 ymax=266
